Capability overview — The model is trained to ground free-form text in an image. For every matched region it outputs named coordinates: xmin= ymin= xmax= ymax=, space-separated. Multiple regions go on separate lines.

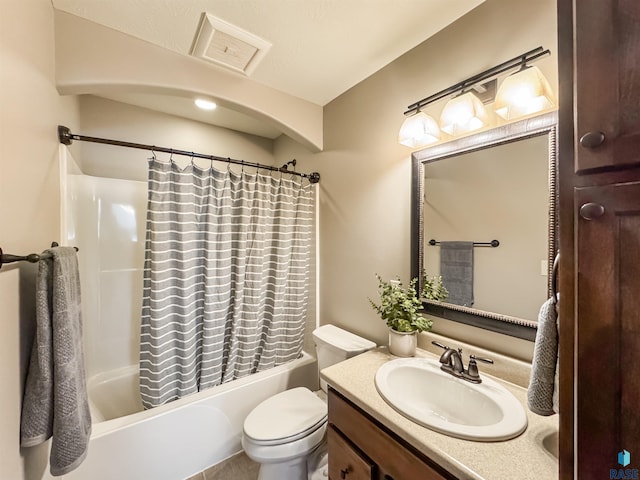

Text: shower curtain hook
xmin=190 ymin=152 xmax=195 ymax=167
xmin=227 ymin=157 xmax=232 ymax=173
xmin=150 ymin=147 xmax=157 ymax=160
xmin=169 ymin=149 xmax=174 ymax=163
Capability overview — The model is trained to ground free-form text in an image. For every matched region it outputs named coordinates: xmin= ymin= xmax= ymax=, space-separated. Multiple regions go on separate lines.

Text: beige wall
xmin=277 ymin=0 xmax=557 ymax=361
xmin=0 ymin=0 xmax=80 ymax=477
xmin=74 ymin=95 xmax=277 ymax=181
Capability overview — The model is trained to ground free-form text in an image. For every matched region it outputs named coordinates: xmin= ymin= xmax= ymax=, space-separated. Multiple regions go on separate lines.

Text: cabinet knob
xmin=384 ymin=476 xmax=395 ymax=480
xmin=579 ymin=131 xmax=606 ymax=148
xmin=580 ymin=202 xmax=605 ymax=220
xmin=340 ymin=468 xmax=349 ymax=479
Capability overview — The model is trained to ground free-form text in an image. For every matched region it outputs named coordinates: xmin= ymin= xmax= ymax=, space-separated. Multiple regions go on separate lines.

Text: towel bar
xmin=428 ymin=239 xmax=500 ymax=248
xmin=0 ymin=243 xmax=79 ymax=270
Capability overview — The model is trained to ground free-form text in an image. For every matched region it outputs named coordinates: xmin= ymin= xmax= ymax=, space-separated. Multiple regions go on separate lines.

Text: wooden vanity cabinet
xmin=327 ymin=388 xmax=457 ymax=480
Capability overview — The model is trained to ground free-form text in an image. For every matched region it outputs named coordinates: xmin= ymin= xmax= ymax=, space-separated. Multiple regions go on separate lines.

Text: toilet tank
xmin=312 ymin=325 xmax=376 ymax=392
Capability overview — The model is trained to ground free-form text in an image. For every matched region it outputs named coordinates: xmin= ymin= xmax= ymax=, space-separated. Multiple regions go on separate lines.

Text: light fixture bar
xmin=404 ymin=47 xmax=550 ymax=116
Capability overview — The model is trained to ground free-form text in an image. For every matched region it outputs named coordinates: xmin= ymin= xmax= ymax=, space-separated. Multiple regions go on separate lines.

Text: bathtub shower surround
xmin=140 ymin=159 xmax=315 ymax=408
xmin=49 ymin=151 xmax=318 ymax=480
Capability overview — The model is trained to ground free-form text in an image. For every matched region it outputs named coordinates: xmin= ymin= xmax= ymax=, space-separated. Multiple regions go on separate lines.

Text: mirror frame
xmin=411 ymin=111 xmax=558 ymax=341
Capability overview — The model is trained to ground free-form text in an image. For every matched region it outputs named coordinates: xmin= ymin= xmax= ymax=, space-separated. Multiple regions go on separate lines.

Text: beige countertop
xmin=320 ymin=347 xmax=559 ymax=480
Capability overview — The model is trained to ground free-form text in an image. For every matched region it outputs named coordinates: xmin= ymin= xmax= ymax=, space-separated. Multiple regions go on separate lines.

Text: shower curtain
xmin=139 ymin=159 xmax=314 ymax=409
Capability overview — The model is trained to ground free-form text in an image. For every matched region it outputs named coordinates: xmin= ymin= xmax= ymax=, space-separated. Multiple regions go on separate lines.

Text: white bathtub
xmin=30 ymin=353 xmax=317 ymax=480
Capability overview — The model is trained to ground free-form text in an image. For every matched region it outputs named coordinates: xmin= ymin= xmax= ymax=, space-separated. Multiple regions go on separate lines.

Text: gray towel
xmin=527 ymin=297 xmax=558 ymax=416
xmin=439 ymin=241 xmax=474 ymax=307
xmin=21 ymin=247 xmax=91 ymax=476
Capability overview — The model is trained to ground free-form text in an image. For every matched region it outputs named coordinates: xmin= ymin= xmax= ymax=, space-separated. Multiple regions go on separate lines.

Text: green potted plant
xmin=421 ymin=270 xmax=449 ymax=302
xmin=369 ymin=274 xmax=432 ymax=357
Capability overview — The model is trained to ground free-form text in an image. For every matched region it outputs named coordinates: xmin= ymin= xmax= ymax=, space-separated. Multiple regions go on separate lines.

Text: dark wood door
xmin=559 ymin=1 xmax=640 ymax=478
xmin=573 ymin=0 xmax=640 ymax=173
xmin=574 ymin=182 xmax=640 ymax=479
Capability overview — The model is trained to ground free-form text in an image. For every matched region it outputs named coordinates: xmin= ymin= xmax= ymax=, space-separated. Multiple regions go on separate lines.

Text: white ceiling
xmin=52 ymin=0 xmax=484 ymax=138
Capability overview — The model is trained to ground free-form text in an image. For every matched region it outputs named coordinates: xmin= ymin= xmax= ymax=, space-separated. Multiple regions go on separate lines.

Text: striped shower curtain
xmin=139 ymin=159 xmax=314 ymax=409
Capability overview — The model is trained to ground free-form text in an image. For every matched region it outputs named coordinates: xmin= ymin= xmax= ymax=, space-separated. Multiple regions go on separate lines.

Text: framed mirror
xmin=411 ymin=112 xmax=557 ymax=340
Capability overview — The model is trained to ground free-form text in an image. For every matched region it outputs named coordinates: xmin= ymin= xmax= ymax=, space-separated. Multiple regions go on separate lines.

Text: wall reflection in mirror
xmin=411 ymin=112 xmax=557 ymax=339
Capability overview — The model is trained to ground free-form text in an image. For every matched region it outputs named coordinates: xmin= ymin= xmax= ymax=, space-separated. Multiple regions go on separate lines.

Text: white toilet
xmin=242 ymin=325 xmax=376 ymax=480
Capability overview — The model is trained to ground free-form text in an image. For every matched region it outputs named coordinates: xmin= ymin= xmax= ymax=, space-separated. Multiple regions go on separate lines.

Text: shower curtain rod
xmin=57 ymin=125 xmax=321 ymax=184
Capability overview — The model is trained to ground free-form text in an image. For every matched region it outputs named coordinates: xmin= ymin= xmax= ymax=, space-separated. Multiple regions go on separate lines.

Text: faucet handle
xmin=465 ymin=354 xmax=494 ymax=383
xmin=431 ymin=341 xmax=449 ymax=350
xmin=469 ymin=354 xmax=494 ymax=364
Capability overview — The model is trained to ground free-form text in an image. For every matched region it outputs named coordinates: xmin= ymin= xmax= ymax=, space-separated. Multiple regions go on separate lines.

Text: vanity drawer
xmin=328 ymin=389 xmax=456 ymax=480
xmin=328 ymin=425 xmax=374 ymax=480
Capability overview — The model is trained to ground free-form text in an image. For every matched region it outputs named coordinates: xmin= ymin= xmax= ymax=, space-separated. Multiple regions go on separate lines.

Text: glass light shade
xmin=439 ymin=92 xmax=489 ymax=136
xmin=398 ymin=111 xmax=441 ymax=147
xmin=494 ymin=66 xmax=555 ymax=120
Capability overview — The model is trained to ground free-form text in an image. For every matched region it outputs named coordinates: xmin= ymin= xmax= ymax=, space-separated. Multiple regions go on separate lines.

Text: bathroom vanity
xmin=328 ymin=389 xmax=454 ymax=479
xmin=322 ymin=347 xmax=559 ymax=480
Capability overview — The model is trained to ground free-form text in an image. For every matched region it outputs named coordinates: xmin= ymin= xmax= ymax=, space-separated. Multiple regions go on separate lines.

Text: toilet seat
xmin=242 ymin=420 xmax=327 ymax=464
xmin=243 ymin=387 xmax=328 ymax=446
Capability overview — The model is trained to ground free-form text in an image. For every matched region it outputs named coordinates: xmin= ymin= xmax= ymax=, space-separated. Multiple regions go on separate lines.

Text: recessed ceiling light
xmin=195 ymin=98 xmax=217 ymax=111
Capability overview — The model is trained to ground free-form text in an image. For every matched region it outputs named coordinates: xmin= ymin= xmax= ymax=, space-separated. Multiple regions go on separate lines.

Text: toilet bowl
xmin=241 ymin=387 xmax=327 ymax=480
xmin=241 ymin=325 xmax=376 ymax=480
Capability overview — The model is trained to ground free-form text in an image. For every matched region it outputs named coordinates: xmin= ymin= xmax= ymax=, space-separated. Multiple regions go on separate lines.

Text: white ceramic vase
xmin=388 ymin=328 xmax=417 ymax=357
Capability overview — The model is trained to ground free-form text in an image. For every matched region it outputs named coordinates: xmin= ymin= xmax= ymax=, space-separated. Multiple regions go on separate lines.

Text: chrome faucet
xmin=431 ymin=341 xmax=494 ymax=384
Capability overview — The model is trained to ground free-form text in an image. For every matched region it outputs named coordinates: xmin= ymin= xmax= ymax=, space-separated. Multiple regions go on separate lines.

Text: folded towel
xmin=439 ymin=241 xmax=474 ymax=307
xmin=21 ymin=247 xmax=91 ymax=476
xmin=527 ymin=297 xmax=558 ymax=416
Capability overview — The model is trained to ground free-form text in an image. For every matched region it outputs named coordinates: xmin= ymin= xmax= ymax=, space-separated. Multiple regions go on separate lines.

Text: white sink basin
xmin=375 ymin=357 xmax=527 ymax=441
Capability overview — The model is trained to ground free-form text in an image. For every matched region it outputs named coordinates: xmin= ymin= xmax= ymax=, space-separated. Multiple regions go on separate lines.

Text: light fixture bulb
xmin=195 ymin=98 xmax=217 ymax=111
xmin=439 ymin=92 xmax=489 ymax=136
xmin=398 ymin=111 xmax=441 ymax=147
xmin=494 ymin=66 xmax=554 ymax=120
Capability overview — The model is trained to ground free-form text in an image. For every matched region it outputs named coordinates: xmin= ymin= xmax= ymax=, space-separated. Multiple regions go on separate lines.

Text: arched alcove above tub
xmin=53 ymin=10 xmax=323 ymax=152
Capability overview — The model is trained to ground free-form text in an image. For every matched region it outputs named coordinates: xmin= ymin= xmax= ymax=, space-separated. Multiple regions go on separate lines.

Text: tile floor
xmin=187 ymin=452 xmax=260 ymax=480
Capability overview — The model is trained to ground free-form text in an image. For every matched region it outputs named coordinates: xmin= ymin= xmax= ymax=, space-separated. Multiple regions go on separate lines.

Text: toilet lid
xmin=244 ymin=387 xmax=327 ymax=444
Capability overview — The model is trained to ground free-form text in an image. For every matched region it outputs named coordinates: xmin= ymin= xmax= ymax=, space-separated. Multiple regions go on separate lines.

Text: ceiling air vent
xmin=191 ymin=13 xmax=272 ymax=76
